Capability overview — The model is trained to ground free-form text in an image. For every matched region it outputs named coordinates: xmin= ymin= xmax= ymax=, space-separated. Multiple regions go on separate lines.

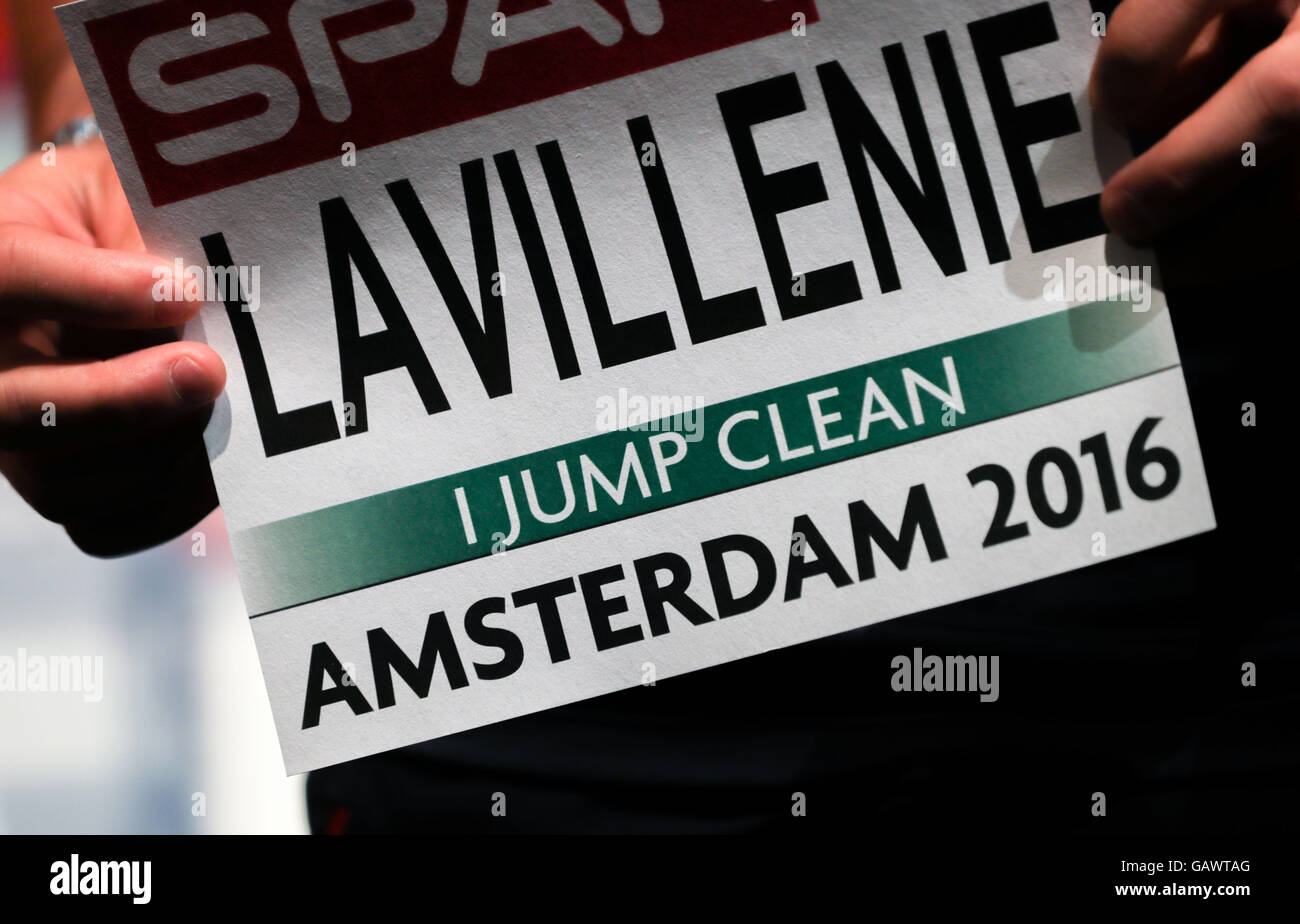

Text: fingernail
xmin=169 ymin=356 xmax=216 ymax=405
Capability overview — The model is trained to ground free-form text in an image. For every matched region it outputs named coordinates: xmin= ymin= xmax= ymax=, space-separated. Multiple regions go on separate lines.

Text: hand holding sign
xmin=1093 ymin=0 xmax=1300 ymax=275
xmin=0 ymin=140 xmax=225 ymax=554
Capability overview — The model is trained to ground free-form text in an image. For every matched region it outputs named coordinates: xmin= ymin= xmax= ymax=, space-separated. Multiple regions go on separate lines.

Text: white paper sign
xmin=59 ymin=0 xmax=1215 ymax=773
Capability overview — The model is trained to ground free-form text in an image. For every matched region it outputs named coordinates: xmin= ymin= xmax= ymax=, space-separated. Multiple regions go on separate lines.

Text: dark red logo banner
xmin=85 ymin=0 xmax=816 ymax=206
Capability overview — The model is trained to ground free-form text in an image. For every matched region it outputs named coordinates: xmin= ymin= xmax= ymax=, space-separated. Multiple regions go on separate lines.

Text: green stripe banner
xmin=238 ymin=299 xmax=1176 ymax=617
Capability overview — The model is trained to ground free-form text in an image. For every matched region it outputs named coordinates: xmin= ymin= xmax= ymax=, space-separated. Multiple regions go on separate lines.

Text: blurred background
xmin=0 ymin=9 xmax=307 ymax=834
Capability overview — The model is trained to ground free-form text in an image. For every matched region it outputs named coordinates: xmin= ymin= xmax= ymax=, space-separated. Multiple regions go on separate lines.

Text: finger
xmin=0 ymin=340 xmax=225 ymax=449
xmin=1100 ymin=29 xmax=1300 ymax=242
xmin=1091 ymin=0 xmax=1256 ymax=127
xmin=1120 ymin=7 xmax=1285 ymax=133
xmin=0 ymin=223 xmax=201 ymax=328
